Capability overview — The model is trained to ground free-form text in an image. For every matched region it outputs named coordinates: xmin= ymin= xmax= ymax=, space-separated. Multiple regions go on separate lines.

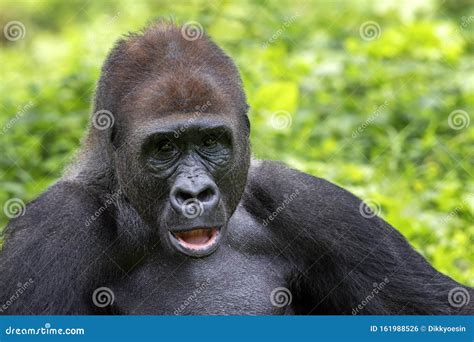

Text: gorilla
xmin=0 ymin=21 xmax=472 ymax=315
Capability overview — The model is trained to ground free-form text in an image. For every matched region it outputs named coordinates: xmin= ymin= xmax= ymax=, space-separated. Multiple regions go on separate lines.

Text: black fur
xmin=1 ymin=21 xmax=472 ymax=315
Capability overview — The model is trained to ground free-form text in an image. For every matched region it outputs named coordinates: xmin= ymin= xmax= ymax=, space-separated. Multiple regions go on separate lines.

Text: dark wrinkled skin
xmin=0 ymin=22 xmax=472 ymax=315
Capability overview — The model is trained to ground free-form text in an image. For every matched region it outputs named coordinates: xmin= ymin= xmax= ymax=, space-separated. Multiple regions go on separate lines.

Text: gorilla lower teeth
xmin=174 ymin=228 xmax=218 ymax=248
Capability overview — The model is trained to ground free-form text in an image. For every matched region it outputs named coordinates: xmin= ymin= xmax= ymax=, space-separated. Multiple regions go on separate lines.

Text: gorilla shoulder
xmin=0 ymin=181 xmax=121 ymax=314
xmin=243 ymin=159 xmax=367 ymax=227
xmin=1 ymin=181 xmax=115 ymax=250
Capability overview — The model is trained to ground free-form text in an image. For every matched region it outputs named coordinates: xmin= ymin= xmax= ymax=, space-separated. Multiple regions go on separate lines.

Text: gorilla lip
xmin=171 ymin=227 xmax=219 ymax=251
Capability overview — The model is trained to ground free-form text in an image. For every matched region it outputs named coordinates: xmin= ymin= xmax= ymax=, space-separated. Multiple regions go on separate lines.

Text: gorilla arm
xmin=243 ymin=160 xmax=473 ymax=315
xmin=0 ymin=182 xmax=118 ymax=314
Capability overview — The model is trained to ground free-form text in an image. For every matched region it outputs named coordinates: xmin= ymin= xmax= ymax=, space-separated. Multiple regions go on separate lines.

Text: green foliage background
xmin=0 ymin=0 xmax=473 ymax=286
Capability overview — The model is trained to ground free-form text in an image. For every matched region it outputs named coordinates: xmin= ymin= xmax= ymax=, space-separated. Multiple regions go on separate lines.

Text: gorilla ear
xmin=244 ymin=103 xmax=250 ymax=114
xmin=110 ymin=123 xmax=119 ymax=150
xmin=244 ymin=114 xmax=251 ymax=132
xmin=243 ymin=104 xmax=251 ymax=132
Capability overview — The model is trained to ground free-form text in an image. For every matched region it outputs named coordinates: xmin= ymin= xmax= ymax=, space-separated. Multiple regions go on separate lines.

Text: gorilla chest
xmin=113 ymin=247 xmax=291 ymax=315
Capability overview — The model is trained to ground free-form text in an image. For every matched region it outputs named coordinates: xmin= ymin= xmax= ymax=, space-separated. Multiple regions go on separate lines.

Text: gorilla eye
xmin=159 ymin=141 xmax=174 ymax=153
xmin=202 ymin=136 xmax=218 ymax=148
xmin=150 ymin=139 xmax=179 ymax=162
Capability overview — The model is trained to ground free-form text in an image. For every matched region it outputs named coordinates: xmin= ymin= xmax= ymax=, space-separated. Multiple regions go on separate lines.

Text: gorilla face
xmin=143 ymin=116 xmax=234 ymax=257
xmin=113 ymin=105 xmax=250 ymax=258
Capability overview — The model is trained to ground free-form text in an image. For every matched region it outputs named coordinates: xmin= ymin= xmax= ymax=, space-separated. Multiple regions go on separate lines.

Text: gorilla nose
xmin=170 ymin=181 xmax=220 ymax=216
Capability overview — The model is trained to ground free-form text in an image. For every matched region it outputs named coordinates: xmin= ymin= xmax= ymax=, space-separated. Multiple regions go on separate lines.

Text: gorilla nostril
xmin=176 ymin=191 xmax=193 ymax=205
xmin=197 ymin=188 xmax=216 ymax=203
xmin=171 ymin=182 xmax=219 ymax=211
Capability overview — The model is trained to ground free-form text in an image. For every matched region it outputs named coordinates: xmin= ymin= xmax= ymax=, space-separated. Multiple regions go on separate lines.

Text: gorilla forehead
xmin=121 ymin=71 xmax=236 ymax=123
xmin=96 ymin=21 xmax=247 ymax=119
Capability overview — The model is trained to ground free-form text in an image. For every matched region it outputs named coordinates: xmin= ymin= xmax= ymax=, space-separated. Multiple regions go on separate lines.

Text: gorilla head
xmin=78 ymin=22 xmax=251 ymax=257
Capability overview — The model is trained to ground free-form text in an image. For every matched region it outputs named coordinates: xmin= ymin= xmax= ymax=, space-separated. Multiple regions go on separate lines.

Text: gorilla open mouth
xmin=174 ymin=228 xmax=218 ymax=249
xmin=168 ymin=227 xmax=221 ymax=257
